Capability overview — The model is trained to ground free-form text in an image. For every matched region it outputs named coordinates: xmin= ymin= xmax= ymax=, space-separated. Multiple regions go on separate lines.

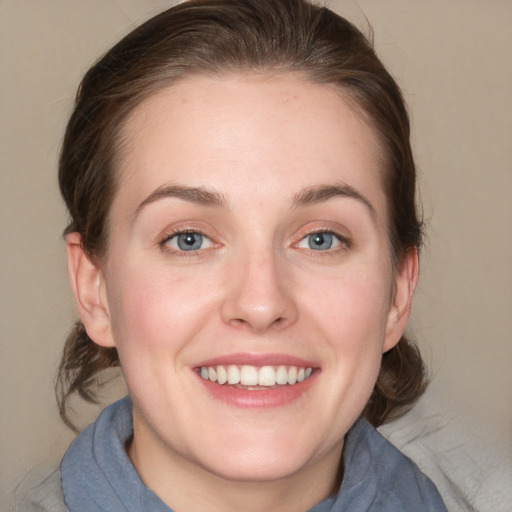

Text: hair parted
xmin=57 ymin=0 xmax=427 ymax=431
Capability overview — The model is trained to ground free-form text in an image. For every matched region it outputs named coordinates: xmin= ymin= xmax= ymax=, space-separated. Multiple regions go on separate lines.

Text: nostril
xmin=220 ymin=274 xmax=299 ymax=332
xmin=228 ymin=315 xmax=287 ymax=333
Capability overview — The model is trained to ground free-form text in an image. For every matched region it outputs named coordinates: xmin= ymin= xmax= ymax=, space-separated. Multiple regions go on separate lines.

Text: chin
xmin=200 ymin=449 xmax=316 ymax=483
xmin=190 ymin=426 xmax=338 ymax=483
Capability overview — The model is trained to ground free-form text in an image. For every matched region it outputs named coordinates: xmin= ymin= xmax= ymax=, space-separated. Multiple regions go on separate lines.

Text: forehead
xmin=114 ymin=73 xmax=387 ymax=216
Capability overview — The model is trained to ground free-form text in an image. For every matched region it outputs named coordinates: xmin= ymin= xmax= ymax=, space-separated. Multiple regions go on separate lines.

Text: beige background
xmin=1 ymin=0 xmax=511 ymax=504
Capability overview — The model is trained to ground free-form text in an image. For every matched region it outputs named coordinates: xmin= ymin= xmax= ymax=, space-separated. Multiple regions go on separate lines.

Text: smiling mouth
xmin=199 ymin=364 xmax=314 ymax=388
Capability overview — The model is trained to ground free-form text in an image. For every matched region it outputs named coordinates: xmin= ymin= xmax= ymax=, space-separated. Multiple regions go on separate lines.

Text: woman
xmin=20 ymin=0 xmax=447 ymax=510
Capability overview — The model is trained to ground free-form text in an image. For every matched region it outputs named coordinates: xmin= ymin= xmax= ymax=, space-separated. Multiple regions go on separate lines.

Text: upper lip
xmin=195 ymin=353 xmax=319 ymax=368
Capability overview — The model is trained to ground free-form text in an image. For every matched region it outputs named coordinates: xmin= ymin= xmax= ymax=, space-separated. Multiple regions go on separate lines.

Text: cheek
xmin=305 ymin=265 xmax=393 ymax=400
xmin=105 ymin=263 xmax=222 ymax=356
xmin=290 ymin=267 xmax=393 ymax=439
xmin=311 ymin=268 xmax=391 ymax=340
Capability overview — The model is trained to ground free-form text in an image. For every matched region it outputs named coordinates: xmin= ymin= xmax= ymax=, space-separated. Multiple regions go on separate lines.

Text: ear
xmin=66 ymin=232 xmax=115 ymax=348
xmin=383 ymin=246 xmax=419 ymax=353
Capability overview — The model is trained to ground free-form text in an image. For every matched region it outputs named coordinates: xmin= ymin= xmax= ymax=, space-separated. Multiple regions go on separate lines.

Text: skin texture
xmin=66 ymin=73 xmax=418 ymax=512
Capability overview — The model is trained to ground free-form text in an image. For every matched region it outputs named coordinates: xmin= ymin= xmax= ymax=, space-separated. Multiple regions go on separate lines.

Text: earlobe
xmin=66 ymin=232 xmax=115 ymax=348
xmin=383 ymin=247 xmax=419 ymax=352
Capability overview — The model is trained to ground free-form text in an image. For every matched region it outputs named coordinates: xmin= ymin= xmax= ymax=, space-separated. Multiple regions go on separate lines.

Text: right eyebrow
xmin=133 ymin=184 xmax=228 ymax=220
xmin=291 ymin=183 xmax=376 ymax=219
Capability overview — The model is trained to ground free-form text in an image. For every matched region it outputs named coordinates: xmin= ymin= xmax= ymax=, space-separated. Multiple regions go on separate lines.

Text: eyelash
xmin=159 ymin=228 xmax=215 ymax=257
xmin=158 ymin=227 xmax=350 ymax=257
xmin=294 ymin=228 xmax=350 ymax=254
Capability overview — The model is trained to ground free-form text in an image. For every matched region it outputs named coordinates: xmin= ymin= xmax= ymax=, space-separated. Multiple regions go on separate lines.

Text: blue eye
xmin=308 ymin=233 xmax=333 ymax=250
xmin=164 ymin=232 xmax=212 ymax=251
xmin=297 ymin=232 xmax=343 ymax=251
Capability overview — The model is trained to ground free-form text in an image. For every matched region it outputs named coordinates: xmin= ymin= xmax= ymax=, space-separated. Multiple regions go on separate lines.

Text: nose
xmin=221 ymin=249 xmax=298 ymax=334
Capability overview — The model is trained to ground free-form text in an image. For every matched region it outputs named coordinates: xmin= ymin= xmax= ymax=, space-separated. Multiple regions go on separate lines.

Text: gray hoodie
xmin=13 ymin=397 xmax=447 ymax=511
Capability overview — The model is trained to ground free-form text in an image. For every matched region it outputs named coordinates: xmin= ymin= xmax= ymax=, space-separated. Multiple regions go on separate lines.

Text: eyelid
xmin=295 ymin=232 xmax=341 ymax=250
xmin=158 ymin=223 xmax=221 ymax=256
xmin=292 ymin=225 xmax=351 ymax=251
xmin=164 ymin=231 xmax=213 ymax=251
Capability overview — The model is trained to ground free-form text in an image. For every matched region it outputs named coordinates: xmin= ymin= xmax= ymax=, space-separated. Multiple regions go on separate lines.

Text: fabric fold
xmin=61 ymin=397 xmax=447 ymax=512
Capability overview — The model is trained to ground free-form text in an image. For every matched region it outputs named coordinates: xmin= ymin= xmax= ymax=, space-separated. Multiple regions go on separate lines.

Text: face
xmin=70 ymin=73 xmax=415 ymax=488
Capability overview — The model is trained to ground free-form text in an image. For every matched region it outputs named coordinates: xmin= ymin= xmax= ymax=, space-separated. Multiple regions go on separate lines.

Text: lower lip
xmin=196 ymin=371 xmax=318 ymax=408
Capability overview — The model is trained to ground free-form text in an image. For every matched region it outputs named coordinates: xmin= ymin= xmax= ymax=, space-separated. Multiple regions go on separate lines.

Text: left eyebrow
xmin=291 ymin=183 xmax=376 ymax=218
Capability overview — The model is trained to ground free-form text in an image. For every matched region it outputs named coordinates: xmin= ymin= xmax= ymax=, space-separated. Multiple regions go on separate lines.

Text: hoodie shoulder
xmin=9 ymin=464 xmax=67 ymax=512
xmin=338 ymin=419 xmax=448 ymax=512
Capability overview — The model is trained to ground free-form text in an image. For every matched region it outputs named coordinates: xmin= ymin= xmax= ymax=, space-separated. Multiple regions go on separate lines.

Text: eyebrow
xmin=133 ymin=182 xmax=375 ymax=219
xmin=134 ymin=184 xmax=228 ymax=218
xmin=291 ymin=183 xmax=376 ymax=217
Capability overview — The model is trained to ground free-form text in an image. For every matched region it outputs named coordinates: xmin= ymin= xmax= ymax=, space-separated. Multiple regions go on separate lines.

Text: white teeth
xmin=200 ymin=364 xmax=314 ymax=387
xmin=258 ymin=366 xmax=276 ymax=386
xmin=227 ymin=365 xmax=240 ymax=384
xmin=217 ymin=365 xmax=228 ymax=385
xmin=276 ymin=365 xmax=288 ymax=385
xmin=240 ymin=365 xmax=259 ymax=386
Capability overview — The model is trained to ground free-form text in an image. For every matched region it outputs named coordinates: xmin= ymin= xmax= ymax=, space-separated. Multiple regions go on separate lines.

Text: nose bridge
xmin=222 ymin=243 xmax=297 ymax=333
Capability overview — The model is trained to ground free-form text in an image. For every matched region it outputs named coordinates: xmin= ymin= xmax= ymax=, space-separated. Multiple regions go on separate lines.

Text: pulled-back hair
xmin=57 ymin=0 xmax=427 ymax=430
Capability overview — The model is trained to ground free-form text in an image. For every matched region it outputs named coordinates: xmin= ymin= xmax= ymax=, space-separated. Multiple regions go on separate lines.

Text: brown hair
xmin=57 ymin=0 xmax=427 ymax=430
